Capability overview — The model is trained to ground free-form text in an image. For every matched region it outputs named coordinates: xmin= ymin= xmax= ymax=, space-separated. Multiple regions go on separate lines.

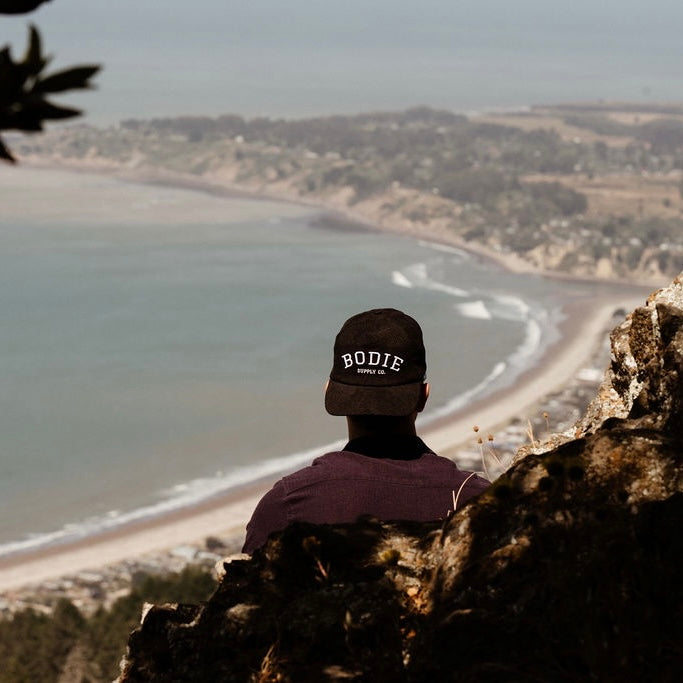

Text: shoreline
xmin=423 ymin=294 xmax=634 ymax=458
xmin=19 ymin=156 xmax=667 ymax=290
xmin=0 ymin=290 xmax=647 ymax=594
xmin=0 ymin=161 xmax=657 ymax=594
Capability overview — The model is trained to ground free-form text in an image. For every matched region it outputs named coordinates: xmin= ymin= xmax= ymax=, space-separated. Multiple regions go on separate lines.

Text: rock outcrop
xmin=119 ymin=274 xmax=683 ymax=682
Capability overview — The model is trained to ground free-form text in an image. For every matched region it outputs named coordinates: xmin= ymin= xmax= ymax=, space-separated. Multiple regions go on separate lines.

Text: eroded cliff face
xmin=119 ymin=274 xmax=683 ymax=683
xmin=576 ymin=275 xmax=683 ymax=437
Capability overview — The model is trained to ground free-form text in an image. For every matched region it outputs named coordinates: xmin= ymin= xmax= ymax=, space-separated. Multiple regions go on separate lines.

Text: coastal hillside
xmin=16 ymin=103 xmax=683 ymax=282
xmin=119 ymin=273 xmax=683 ymax=681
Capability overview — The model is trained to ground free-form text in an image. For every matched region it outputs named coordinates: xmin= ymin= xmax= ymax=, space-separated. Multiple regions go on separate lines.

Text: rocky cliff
xmin=119 ymin=274 xmax=683 ymax=682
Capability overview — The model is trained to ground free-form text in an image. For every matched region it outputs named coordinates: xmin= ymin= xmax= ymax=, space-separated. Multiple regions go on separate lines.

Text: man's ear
xmin=416 ymin=382 xmax=430 ymax=413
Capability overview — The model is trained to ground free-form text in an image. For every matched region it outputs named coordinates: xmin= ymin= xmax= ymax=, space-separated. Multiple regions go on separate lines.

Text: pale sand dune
xmin=0 ymin=293 xmax=643 ymax=593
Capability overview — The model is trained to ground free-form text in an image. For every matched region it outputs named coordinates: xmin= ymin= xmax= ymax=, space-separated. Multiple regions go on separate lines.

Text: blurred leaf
xmin=22 ymin=24 xmax=48 ymax=76
xmin=36 ymin=65 xmax=100 ymax=93
xmin=1 ymin=97 xmax=82 ymax=133
xmin=0 ymin=47 xmax=22 ymax=99
xmin=2 ymin=110 xmax=43 ymax=130
xmin=0 ymin=135 xmax=16 ymax=162
xmin=27 ymin=99 xmax=82 ymax=120
xmin=1 ymin=8 xmax=99 ymax=162
xmin=0 ymin=1 xmax=52 ymax=14
xmin=1 ymin=35 xmax=30 ymax=103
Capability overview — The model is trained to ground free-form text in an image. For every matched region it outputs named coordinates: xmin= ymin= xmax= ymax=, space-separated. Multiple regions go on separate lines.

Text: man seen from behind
xmin=243 ymin=308 xmax=489 ymax=554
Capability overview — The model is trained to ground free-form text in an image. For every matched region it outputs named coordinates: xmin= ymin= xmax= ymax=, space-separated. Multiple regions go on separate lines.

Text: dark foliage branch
xmin=0 ymin=1 xmax=52 ymax=14
xmin=1 ymin=9 xmax=99 ymax=162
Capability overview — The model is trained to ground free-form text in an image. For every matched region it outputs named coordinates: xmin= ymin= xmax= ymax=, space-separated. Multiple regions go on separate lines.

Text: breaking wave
xmin=391 ymin=257 xmax=552 ymax=418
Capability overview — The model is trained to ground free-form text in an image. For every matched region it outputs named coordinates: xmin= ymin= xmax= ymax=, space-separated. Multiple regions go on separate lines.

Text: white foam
xmin=422 ymin=291 xmax=554 ymax=426
xmin=422 ymin=361 xmax=508 ymax=422
xmin=393 ymin=261 xmax=468 ymax=297
xmin=507 ymin=318 xmax=542 ymax=369
xmin=422 ymin=311 xmax=545 ymax=425
xmin=417 ymin=240 xmax=469 ymax=259
xmin=422 ymin=279 xmax=469 ymax=298
xmin=405 ymin=262 xmax=428 ymax=280
xmin=455 ymin=300 xmax=492 ymax=320
xmin=489 ymin=293 xmax=531 ymax=321
xmin=391 ymin=270 xmax=414 ymax=288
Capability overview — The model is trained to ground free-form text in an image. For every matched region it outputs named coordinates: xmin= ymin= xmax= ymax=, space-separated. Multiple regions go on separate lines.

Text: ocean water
xmin=3 ymin=1 xmax=683 ymax=124
xmin=1 ymin=167 xmax=604 ymax=556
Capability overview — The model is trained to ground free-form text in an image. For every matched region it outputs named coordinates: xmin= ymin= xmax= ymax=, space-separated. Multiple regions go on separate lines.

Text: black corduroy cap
xmin=325 ymin=308 xmax=427 ymax=416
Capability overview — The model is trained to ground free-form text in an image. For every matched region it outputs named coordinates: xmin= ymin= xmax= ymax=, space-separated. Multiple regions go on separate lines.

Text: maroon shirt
xmin=243 ymin=435 xmax=489 ymax=554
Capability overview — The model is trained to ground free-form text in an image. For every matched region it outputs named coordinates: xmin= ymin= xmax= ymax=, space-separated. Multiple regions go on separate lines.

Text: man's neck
xmin=346 ymin=414 xmax=418 ymax=441
xmin=343 ymin=432 xmax=430 ymax=460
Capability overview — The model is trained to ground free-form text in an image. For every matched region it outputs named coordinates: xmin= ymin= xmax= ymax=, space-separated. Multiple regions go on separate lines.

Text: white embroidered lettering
xmin=343 ymin=350 xmax=404 ymax=372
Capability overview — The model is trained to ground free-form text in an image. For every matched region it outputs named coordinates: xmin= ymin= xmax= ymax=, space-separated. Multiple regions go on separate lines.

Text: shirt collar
xmin=343 ymin=434 xmax=433 ymax=460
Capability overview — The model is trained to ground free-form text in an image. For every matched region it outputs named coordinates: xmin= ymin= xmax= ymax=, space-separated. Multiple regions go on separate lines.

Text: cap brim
xmin=325 ymin=379 xmax=423 ymax=417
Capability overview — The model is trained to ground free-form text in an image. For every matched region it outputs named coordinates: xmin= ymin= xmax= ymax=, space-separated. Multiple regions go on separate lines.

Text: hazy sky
xmin=4 ymin=1 xmax=683 ymax=123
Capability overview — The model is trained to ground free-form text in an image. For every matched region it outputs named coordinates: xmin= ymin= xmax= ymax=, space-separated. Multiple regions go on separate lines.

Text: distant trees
xmin=0 ymin=566 xmax=216 ymax=683
xmin=638 ymin=118 xmax=683 ymax=153
xmin=563 ymin=113 xmax=633 ymax=137
xmin=525 ymin=181 xmax=587 ymax=216
xmin=0 ymin=0 xmax=99 ymax=162
xmin=437 ymin=168 xmax=516 ymax=207
xmin=107 ymin=109 xmax=597 ymax=222
xmin=0 ymin=598 xmax=85 ymax=681
xmin=564 ymin=111 xmax=683 ymax=155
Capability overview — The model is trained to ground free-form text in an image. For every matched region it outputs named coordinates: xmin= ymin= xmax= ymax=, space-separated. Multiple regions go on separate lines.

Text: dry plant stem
xmin=315 ymin=558 xmax=329 ymax=580
xmin=486 ymin=435 xmax=503 ymax=471
xmin=483 ymin=448 xmax=503 ymax=480
xmin=453 ymin=471 xmax=479 ymax=513
xmin=255 ymin=644 xmax=278 ymax=683
xmin=486 ymin=447 xmax=502 ymax=468
xmin=527 ymin=418 xmax=537 ymax=449
xmin=477 ymin=438 xmax=491 ymax=480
